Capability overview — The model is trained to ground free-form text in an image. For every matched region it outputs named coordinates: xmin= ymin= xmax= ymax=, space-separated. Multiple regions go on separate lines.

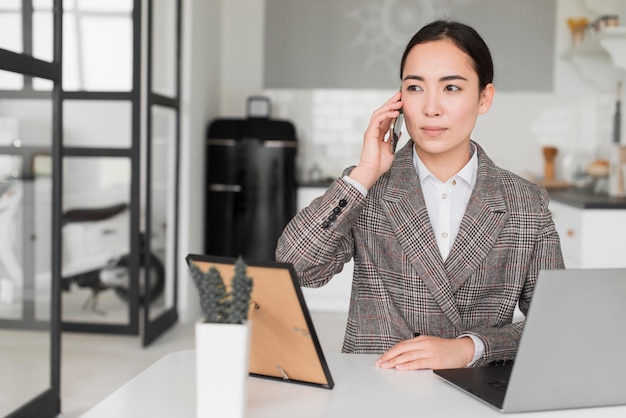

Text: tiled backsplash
xmin=264 ymin=88 xmax=615 ymax=184
xmin=264 ymin=89 xmax=390 ymax=183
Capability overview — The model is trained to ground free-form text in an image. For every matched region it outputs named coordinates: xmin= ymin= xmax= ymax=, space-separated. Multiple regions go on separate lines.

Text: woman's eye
xmin=407 ymin=85 xmax=423 ymax=92
xmin=445 ymin=85 xmax=460 ymax=92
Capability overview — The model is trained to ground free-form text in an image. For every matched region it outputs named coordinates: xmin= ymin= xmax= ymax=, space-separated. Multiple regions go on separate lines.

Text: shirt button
xmin=442 ymin=193 xmax=448 ymax=199
xmin=442 ymin=232 xmax=449 ymax=238
xmin=452 ymin=179 xmax=456 ymax=185
xmin=339 ymin=199 xmax=348 ymax=207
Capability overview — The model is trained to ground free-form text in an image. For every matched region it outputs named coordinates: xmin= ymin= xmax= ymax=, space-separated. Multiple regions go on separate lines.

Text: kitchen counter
xmin=297 ymin=183 xmax=626 ymax=209
xmin=548 ymin=192 xmax=626 ymax=268
xmin=549 ymin=188 xmax=626 ymax=209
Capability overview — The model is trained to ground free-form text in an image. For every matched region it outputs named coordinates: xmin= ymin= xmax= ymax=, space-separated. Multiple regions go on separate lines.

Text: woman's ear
xmin=478 ymin=83 xmax=495 ymax=114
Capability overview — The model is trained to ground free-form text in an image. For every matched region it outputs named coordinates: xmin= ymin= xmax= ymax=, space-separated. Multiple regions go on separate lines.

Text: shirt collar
xmin=413 ymin=142 xmax=478 ymax=187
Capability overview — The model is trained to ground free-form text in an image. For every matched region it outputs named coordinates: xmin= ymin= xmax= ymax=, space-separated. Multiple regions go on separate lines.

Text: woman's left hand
xmin=374 ymin=335 xmax=475 ymax=370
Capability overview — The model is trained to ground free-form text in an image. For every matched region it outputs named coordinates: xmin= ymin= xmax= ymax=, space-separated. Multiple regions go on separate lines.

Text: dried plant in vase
xmin=189 ymin=256 xmax=253 ymax=324
xmin=190 ymin=256 xmax=254 ymax=418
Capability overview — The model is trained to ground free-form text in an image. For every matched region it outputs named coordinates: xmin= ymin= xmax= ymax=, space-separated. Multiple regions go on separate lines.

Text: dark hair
xmin=400 ymin=20 xmax=494 ymax=90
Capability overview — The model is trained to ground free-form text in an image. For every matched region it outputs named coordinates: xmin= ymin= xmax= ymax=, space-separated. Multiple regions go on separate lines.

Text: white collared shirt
xmin=413 ymin=143 xmax=477 ymax=261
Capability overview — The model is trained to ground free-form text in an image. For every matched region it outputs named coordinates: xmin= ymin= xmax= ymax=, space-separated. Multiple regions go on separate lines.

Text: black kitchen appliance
xmin=204 ymin=117 xmax=297 ymax=262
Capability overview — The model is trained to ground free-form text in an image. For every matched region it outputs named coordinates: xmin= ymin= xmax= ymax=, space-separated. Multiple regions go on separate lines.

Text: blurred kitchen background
xmin=3 ymin=0 xmax=626 ymax=416
xmin=0 ymin=0 xmax=623 ymax=350
xmin=227 ymin=0 xmax=626 ymax=189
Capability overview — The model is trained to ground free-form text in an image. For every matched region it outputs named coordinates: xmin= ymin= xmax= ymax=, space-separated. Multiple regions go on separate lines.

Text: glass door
xmin=58 ymin=0 xmax=180 ymax=343
xmin=60 ymin=0 xmax=140 ymax=334
xmin=0 ymin=1 xmax=61 ymax=416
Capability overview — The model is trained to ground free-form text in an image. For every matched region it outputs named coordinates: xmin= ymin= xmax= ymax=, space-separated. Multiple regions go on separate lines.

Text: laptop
xmin=185 ymin=253 xmax=334 ymax=389
xmin=434 ymin=268 xmax=626 ymax=413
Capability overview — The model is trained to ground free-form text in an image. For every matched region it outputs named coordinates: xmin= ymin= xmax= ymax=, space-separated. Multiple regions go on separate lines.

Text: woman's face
xmin=400 ymin=39 xmax=493 ymax=162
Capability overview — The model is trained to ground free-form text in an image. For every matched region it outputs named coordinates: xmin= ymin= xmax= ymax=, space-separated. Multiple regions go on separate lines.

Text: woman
xmin=276 ymin=20 xmax=564 ymax=370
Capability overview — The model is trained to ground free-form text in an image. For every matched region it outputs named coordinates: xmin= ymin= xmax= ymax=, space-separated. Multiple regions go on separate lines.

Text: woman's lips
xmin=421 ymin=126 xmax=447 ymax=136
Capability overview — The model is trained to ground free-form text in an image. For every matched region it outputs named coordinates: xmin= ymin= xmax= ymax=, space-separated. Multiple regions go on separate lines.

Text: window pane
xmin=32 ymin=76 xmax=54 ymax=91
xmin=0 ymin=158 xmax=25 ymax=322
xmin=0 ymin=98 xmax=52 ymax=147
xmin=33 ymin=0 xmax=53 ymax=8
xmin=75 ymin=0 xmax=132 ymax=13
xmin=62 ymin=12 xmax=80 ymax=91
xmin=0 ymin=0 xmax=22 ymax=8
xmin=149 ymin=105 xmax=177 ymax=319
xmin=0 ymin=8 xmax=22 ymax=54
xmin=81 ymin=17 xmax=132 ymax=91
xmin=0 ymin=69 xmax=23 ymax=91
xmin=63 ymin=10 xmax=133 ymax=91
xmin=33 ymin=9 xmax=54 ymax=62
xmin=152 ymin=0 xmax=177 ymax=97
xmin=33 ymin=154 xmax=53 ymax=321
xmin=62 ymin=156 xmax=132 ymax=324
xmin=64 ymin=158 xmax=131 ymax=210
xmin=0 ymin=94 xmax=53 ymax=416
xmin=64 ymin=100 xmax=132 ymax=148
xmin=0 ymin=1 xmax=53 ymax=59
xmin=0 ymin=117 xmax=19 ymax=147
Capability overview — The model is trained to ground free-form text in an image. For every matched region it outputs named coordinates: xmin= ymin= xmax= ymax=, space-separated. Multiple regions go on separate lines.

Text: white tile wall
xmin=265 ymin=89 xmax=395 ymax=182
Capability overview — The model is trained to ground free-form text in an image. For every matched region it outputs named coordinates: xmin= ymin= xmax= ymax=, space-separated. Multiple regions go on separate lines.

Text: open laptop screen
xmin=435 ymin=268 xmax=626 ymax=413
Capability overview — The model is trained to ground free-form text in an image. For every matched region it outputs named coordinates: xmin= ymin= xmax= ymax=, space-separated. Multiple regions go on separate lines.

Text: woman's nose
xmin=423 ymin=92 xmax=442 ymax=117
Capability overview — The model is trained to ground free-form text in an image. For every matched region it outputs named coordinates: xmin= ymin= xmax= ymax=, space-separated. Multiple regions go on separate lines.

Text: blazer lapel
xmin=444 ymin=145 xmax=508 ymax=293
xmin=380 ymin=143 xmax=464 ymax=329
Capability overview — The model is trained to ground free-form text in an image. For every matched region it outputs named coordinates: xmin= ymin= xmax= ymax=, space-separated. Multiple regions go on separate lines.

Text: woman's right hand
xmin=349 ymin=91 xmax=403 ymax=190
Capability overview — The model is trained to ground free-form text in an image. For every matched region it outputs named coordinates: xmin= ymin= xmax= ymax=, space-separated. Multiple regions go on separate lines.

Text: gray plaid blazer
xmin=276 ymin=141 xmax=564 ymax=366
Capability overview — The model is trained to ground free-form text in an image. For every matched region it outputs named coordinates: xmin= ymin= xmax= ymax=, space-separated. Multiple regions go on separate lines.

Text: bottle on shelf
xmin=608 ymin=81 xmax=626 ymax=197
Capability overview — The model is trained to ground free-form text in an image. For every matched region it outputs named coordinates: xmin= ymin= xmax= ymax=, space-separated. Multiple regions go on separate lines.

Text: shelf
xmin=562 ymin=27 xmax=626 ymax=89
xmin=597 ymin=26 xmax=626 ymax=70
xmin=565 ymin=26 xmax=626 ymax=70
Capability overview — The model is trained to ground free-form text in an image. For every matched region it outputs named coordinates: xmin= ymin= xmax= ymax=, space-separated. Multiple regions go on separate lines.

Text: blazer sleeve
xmin=468 ymin=186 xmax=565 ymax=366
xmin=276 ymin=178 xmax=366 ymax=287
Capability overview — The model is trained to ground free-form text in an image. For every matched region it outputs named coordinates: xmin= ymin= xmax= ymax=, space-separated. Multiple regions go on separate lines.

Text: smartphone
xmin=389 ymin=111 xmax=403 ymax=154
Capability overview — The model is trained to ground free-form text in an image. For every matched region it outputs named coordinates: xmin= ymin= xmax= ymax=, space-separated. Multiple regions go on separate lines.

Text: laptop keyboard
xmin=484 ymin=360 xmax=514 ymax=392
xmin=485 ymin=379 xmax=508 ymax=392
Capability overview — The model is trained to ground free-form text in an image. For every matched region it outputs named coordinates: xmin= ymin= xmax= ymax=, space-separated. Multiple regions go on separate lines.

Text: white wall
xmin=219 ymin=0 xmax=265 ymax=115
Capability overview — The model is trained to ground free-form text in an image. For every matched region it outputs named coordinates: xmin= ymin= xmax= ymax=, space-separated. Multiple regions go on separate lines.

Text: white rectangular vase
xmin=195 ymin=320 xmax=251 ymax=418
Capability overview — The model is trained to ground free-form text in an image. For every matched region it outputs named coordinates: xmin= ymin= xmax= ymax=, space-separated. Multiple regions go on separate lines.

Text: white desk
xmin=81 ymin=349 xmax=626 ymax=417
